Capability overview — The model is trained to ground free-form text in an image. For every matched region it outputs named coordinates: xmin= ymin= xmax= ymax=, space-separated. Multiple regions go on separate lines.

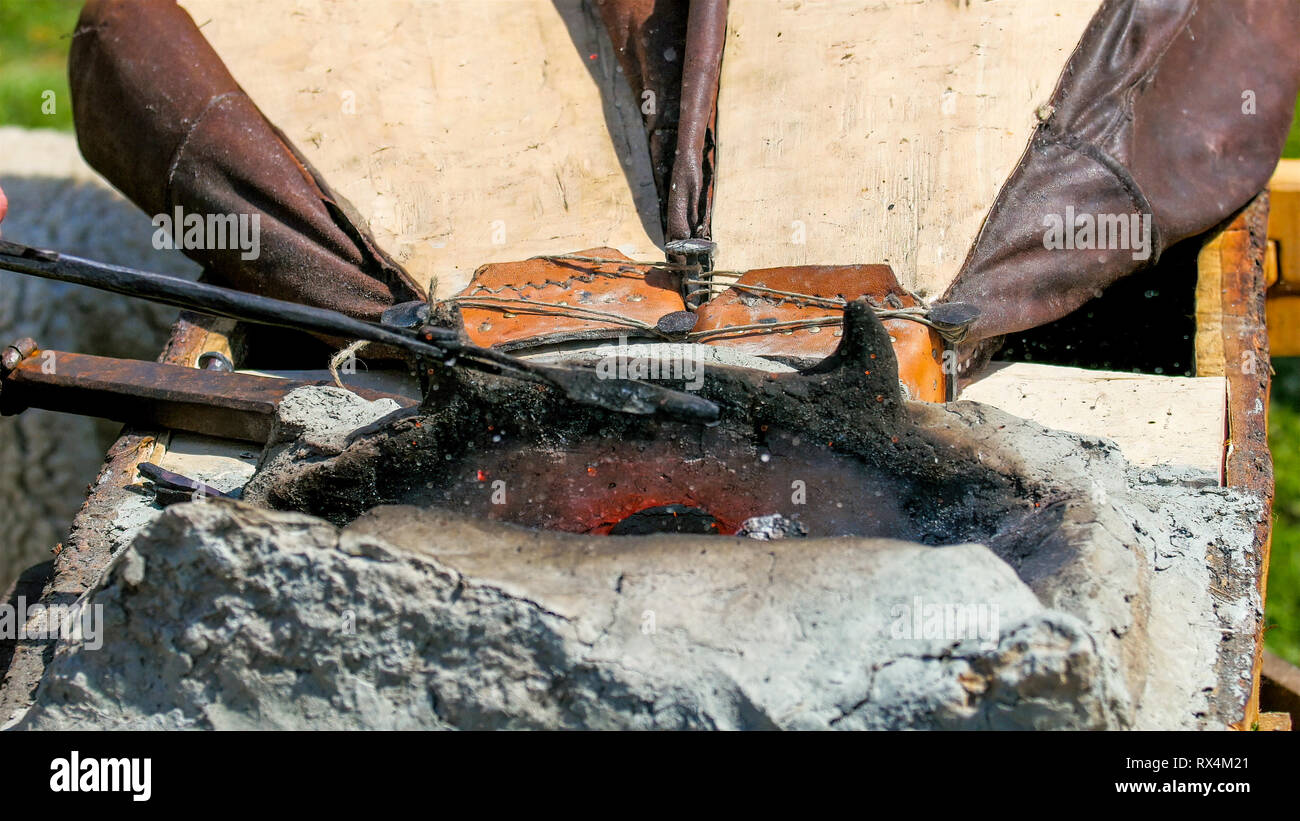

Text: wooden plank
xmin=1203 ymin=196 xmax=1274 ymax=731
xmin=1269 ymin=159 xmax=1300 ymax=286
xmin=711 ymin=0 xmax=1102 ymax=300
xmin=1195 ymin=236 xmax=1227 ymax=374
xmin=1257 ymin=712 xmax=1292 ymax=731
xmin=180 ymin=0 xmax=663 ymax=297
xmin=959 ymin=362 xmax=1227 ymax=476
xmin=1266 ymin=159 xmax=1300 ymax=354
xmin=1261 ymin=649 xmax=1300 ymax=727
xmin=1264 ymin=293 xmax=1300 ymax=356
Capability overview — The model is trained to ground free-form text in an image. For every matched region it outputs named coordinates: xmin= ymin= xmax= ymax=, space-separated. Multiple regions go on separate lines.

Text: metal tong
xmin=0 ymin=239 xmax=719 ymax=422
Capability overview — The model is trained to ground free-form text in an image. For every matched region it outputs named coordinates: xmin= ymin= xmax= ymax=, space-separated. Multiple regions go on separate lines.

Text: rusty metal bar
xmin=0 ymin=343 xmax=416 ymax=443
xmin=0 ymin=239 xmax=719 ymax=422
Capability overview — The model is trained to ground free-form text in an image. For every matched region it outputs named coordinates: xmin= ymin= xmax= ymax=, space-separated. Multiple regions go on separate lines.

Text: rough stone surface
xmin=13 ymin=502 xmax=1119 ymax=730
xmin=5 ymin=387 xmax=1263 ymax=730
xmin=267 ymin=386 xmax=405 ymax=449
xmin=0 ymin=127 xmax=200 ymax=597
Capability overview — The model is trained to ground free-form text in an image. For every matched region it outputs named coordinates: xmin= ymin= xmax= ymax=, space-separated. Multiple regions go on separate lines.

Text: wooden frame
xmin=1196 ymin=194 xmax=1276 ymax=729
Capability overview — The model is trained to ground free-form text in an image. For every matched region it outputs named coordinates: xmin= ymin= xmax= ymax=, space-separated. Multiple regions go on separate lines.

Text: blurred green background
xmin=1263 ymin=81 xmax=1300 ymax=667
xmin=3 ymin=1 xmax=1300 ymax=664
xmin=0 ymin=1 xmax=78 ymax=131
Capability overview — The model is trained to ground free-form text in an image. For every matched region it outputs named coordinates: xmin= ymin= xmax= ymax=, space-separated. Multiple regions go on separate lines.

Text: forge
xmin=0 ymin=271 xmax=1266 ymax=730
xmin=0 ymin=0 xmax=1288 ymax=733
xmin=245 ymin=304 xmax=1013 ymax=546
xmin=0 ymin=287 xmax=1266 ymax=732
xmin=0 ymin=298 xmax=1252 ymax=731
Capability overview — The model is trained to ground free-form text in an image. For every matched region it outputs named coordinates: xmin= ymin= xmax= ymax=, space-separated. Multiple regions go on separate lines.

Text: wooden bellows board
xmin=182 ymin=0 xmax=664 ymax=297
xmin=182 ymin=0 xmax=1101 ymax=300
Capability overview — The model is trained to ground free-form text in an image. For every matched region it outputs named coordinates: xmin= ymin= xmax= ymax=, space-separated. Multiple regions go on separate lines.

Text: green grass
xmin=1267 ymin=384 xmax=1300 ymax=664
xmin=1266 ymin=103 xmax=1300 ymax=666
xmin=0 ymin=0 xmax=80 ymax=130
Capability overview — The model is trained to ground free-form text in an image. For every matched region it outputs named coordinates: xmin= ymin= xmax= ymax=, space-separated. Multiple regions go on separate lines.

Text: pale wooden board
xmin=960 ymin=362 xmax=1228 ymax=475
xmin=1269 ymin=159 xmax=1300 ymax=286
xmin=181 ymin=0 xmax=663 ymax=298
xmin=1195 ymin=235 xmax=1227 ymax=375
xmin=156 ymin=433 xmax=259 ymax=495
xmin=711 ymin=0 xmax=1102 ymax=300
xmin=1266 ymin=161 xmax=1300 ymax=355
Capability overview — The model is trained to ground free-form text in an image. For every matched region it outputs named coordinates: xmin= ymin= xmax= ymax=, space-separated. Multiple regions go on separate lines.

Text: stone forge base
xmin=6 ymin=392 xmax=1262 ymax=731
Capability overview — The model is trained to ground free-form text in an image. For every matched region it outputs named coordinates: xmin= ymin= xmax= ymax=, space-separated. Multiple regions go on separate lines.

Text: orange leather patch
xmin=454 ymin=247 xmax=683 ymax=350
xmin=453 ymin=253 xmax=947 ymax=402
xmin=693 ymin=265 xmax=947 ymax=402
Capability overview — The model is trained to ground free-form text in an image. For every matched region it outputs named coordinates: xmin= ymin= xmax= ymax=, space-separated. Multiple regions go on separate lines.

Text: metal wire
xmin=457 ymin=254 xmax=971 ymax=344
xmin=450 ymin=295 xmax=665 ymax=335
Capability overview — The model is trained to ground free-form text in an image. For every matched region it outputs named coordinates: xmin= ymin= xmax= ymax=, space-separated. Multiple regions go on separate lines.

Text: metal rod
xmin=0 ymin=239 xmax=449 ymax=353
xmin=0 ymin=240 xmax=719 ymax=421
xmin=0 ymin=345 xmax=417 ymax=443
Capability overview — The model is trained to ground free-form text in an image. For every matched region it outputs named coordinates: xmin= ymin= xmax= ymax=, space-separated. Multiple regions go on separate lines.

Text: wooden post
xmin=1197 ymin=194 xmax=1275 ymax=730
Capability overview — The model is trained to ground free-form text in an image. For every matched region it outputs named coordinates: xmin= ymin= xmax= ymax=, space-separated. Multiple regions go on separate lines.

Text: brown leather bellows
xmin=65 ymin=0 xmax=1300 ymax=394
xmin=941 ymin=0 xmax=1300 ymax=353
xmin=451 ymin=250 xmax=947 ymax=402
